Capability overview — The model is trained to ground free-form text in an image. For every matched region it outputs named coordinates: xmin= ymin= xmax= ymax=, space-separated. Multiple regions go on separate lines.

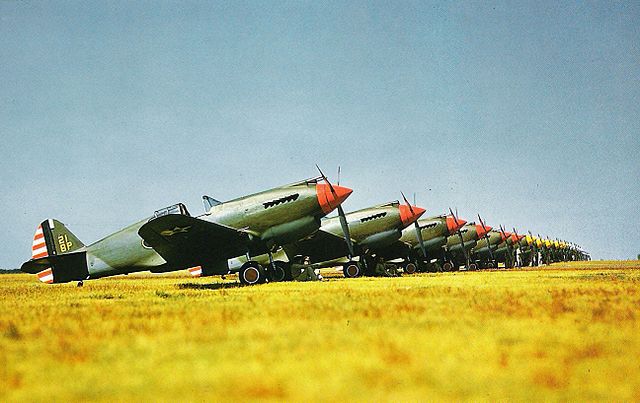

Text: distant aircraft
xmin=377 ymin=213 xmax=467 ymax=273
xmin=442 ymin=219 xmax=491 ymax=271
xmin=21 ymin=173 xmax=352 ymax=285
xmin=283 ymin=197 xmax=425 ymax=277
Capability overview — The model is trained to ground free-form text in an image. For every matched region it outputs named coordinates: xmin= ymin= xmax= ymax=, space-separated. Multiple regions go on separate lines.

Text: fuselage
xmin=82 ymin=179 xmax=352 ymax=279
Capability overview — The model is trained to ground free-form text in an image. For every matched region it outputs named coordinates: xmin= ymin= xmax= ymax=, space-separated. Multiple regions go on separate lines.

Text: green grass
xmin=1 ymin=261 xmax=639 ymax=401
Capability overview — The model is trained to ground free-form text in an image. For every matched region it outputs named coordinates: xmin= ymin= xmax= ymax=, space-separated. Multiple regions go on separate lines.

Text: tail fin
xmin=24 ymin=219 xmax=88 ymax=284
xmin=31 ymin=219 xmax=84 ymax=259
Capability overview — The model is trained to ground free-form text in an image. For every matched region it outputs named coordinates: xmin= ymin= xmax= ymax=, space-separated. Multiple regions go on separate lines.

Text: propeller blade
xmin=402 ymin=191 xmax=426 ymax=257
xmin=316 ymin=164 xmax=354 ymax=259
xmin=315 ymin=164 xmax=338 ymax=199
xmin=513 ymin=227 xmax=523 ymax=247
xmin=449 ymin=207 xmax=468 ymax=268
xmin=478 ymin=214 xmax=495 ymax=263
xmin=414 ymin=220 xmax=427 ymax=258
xmin=338 ymin=205 xmax=355 ymax=259
xmin=448 ymin=207 xmax=460 ymax=228
xmin=337 ymin=166 xmax=341 ymax=186
xmin=401 ymin=191 xmax=416 ymax=216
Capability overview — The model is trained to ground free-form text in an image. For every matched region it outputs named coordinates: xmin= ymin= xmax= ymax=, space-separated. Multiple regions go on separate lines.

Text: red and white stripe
xmin=32 ymin=225 xmax=49 ymax=259
xmin=37 ymin=268 xmax=54 ymax=284
xmin=188 ymin=266 xmax=202 ymax=277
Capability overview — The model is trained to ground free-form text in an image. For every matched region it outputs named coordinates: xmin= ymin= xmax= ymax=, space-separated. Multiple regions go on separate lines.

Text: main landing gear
xmin=238 ymin=260 xmax=292 ymax=285
xmin=342 ymin=261 xmax=362 ymax=278
xmin=267 ymin=260 xmax=291 ymax=282
xmin=239 ymin=261 xmax=266 ymax=285
xmin=401 ymin=260 xmax=418 ymax=275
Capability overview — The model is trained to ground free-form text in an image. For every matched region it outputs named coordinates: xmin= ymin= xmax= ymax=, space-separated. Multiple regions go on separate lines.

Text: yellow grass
xmin=1 ymin=261 xmax=639 ymax=401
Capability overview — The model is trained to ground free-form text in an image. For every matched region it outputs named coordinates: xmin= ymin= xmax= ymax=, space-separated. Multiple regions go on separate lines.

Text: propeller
xmin=478 ymin=214 xmax=495 ymax=264
xmin=512 ymin=228 xmax=524 ymax=247
xmin=402 ymin=192 xmax=427 ymax=258
xmin=316 ymin=165 xmax=355 ymax=259
xmin=449 ymin=207 xmax=469 ymax=268
xmin=499 ymin=225 xmax=515 ymax=266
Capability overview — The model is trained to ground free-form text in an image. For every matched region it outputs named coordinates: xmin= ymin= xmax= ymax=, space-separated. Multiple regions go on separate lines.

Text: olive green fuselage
xmin=85 ymin=182 xmax=327 ymax=279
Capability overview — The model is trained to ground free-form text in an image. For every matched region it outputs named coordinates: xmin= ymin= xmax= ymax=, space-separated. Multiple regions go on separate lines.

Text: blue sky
xmin=1 ymin=1 xmax=638 ymax=267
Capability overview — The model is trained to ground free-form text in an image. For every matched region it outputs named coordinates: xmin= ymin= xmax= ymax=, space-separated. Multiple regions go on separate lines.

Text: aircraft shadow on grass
xmin=177 ymin=282 xmax=243 ymax=291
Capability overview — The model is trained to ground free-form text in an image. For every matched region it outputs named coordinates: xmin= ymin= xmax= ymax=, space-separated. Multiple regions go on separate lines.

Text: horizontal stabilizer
xmin=21 ymin=251 xmax=88 ymax=284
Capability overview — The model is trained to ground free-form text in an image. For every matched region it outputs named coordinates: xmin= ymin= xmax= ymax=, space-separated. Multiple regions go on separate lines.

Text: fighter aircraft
xmin=442 ymin=219 xmax=491 ymax=271
xmin=377 ymin=213 xmax=467 ymax=273
xmin=21 ymin=173 xmax=353 ymax=285
xmin=490 ymin=227 xmax=519 ymax=268
xmin=283 ymin=196 xmax=426 ymax=277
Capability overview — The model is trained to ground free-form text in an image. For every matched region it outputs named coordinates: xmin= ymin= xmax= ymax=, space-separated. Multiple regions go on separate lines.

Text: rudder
xmin=25 ymin=219 xmax=88 ymax=284
xmin=31 ymin=219 xmax=84 ymax=259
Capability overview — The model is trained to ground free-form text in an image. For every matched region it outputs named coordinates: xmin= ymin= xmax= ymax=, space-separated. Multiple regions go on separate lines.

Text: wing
xmin=284 ymin=230 xmax=361 ymax=263
xmin=138 ymin=215 xmax=250 ymax=267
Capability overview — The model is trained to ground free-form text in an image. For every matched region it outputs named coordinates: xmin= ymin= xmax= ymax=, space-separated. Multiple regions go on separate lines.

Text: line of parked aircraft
xmin=21 ymin=168 xmax=589 ymax=285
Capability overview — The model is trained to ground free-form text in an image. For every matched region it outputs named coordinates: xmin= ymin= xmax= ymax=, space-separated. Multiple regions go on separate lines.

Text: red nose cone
xmin=446 ymin=215 xmax=467 ymax=234
xmin=476 ymin=224 xmax=492 ymax=239
xmin=316 ymin=183 xmax=353 ymax=214
xmin=501 ymin=231 xmax=512 ymax=242
xmin=399 ymin=204 xmax=426 ymax=226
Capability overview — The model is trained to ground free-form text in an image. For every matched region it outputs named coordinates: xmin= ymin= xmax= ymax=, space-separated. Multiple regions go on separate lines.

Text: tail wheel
xmin=268 ymin=261 xmax=290 ymax=282
xmin=239 ymin=262 xmax=265 ymax=285
xmin=443 ymin=262 xmax=453 ymax=271
xmin=343 ymin=261 xmax=361 ymax=278
xmin=404 ymin=262 xmax=417 ymax=275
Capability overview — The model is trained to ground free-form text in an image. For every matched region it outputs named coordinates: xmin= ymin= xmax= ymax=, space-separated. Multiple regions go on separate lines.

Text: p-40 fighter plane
xmin=283 ymin=195 xmax=425 ymax=278
xmin=376 ymin=213 xmax=467 ymax=273
xmin=21 ymin=174 xmax=352 ymax=286
xmin=442 ymin=219 xmax=491 ymax=271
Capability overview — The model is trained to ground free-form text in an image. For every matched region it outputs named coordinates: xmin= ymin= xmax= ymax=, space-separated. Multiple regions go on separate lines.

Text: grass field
xmin=1 ymin=261 xmax=639 ymax=401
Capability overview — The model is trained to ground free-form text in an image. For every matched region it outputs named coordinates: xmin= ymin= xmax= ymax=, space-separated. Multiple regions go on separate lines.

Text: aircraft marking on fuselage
xmin=263 ymin=193 xmax=299 ymax=209
xmin=360 ymin=212 xmax=387 ymax=223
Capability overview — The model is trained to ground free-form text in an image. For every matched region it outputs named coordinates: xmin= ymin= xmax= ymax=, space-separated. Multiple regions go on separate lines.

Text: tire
xmin=469 ymin=263 xmax=477 ymax=271
xmin=239 ymin=261 xmax=266 ymax=285
xmin=267 ymin=261 xmax=290 ymax=282
xmin=443 ymin=262 xmax=453 ymax=271
xmin=343 ymin=261 xmax=361 ymax=278
xmin=404 ymin=262 xmax=417 ymax=275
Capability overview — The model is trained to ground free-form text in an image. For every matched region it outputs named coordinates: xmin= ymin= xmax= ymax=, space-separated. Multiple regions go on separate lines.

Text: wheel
xmin=239 ymin=261 xmax=266 ymax=285
xmin=342 ymin=261 xmax=361 ymax=278
xmin=404 ymin=262 xmax=417 ymax=275
xmin=443 ymin=262 xmax=453 ymax=271
xmin=267 ymin=261 xmax=290 ymax=282
xmin=469 ymin=263 xmax=477 ymax=271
